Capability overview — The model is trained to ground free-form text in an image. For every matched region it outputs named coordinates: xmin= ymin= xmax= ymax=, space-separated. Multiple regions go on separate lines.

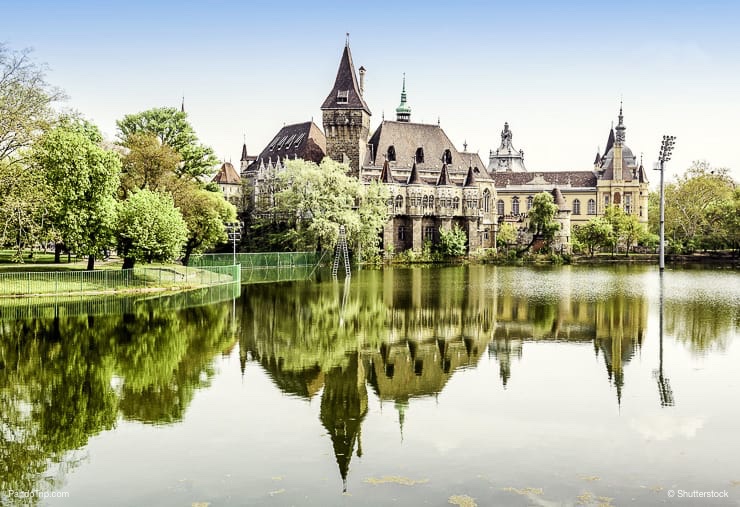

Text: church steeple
xmin=395 ymin=74 xmax=411 ymax=122
xmin=615 ymin=102 xmax=626 ymax=146
xmin=320 ymin=41 xmax=371 ymax=114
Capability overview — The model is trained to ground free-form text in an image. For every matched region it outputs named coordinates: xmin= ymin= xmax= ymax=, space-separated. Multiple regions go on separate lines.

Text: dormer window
xmin=443 ymin=149 xmax=452 ymax=164
xmin=294 ymin=133 xmax=305 ymax=148
xmin=337 ymin=90 xmax=349 ymax=104
xmin=284 ymin=135 xmax=296 ymax=149
xmin=268 ymin=137 xmax=278 ymax=151
xmin=387 ymin=145 xmax=396 ymax=162
xmin=276 ymin=135 xmax=289 ymax=150
xmin=415 ymin=147 xmax=424 ymax=164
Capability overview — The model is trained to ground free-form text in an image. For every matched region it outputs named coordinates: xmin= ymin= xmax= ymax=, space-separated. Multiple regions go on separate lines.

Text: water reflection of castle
xmin=238 ymin=267 xmax=648 ymax=490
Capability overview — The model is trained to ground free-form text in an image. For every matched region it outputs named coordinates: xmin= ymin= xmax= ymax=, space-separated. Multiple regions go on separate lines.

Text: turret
xmin=395 ymin=74 xmax=411 ymax=123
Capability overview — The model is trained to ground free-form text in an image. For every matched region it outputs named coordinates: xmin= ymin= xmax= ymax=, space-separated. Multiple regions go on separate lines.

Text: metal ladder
xmin=332 ymin=225 xmax=351 ymax=279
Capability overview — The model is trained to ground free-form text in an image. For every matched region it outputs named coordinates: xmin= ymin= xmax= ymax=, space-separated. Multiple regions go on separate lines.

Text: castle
xmin=229 ymin=41 xmax=649 ymax=254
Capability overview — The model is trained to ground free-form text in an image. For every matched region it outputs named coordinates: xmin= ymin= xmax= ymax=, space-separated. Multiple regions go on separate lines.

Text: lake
xmin=1 ymin=265 xmax=739 ymax=506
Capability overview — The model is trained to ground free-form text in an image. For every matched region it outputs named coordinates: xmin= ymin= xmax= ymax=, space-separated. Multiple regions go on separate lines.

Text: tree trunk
xmin=54 ymin=243 xmax=62 ymax=263
xmin=182 ymin=247 xmax=192 ymax=266
xmin=87 ymin=255 xmax=95 ymax=271
xmin=122 ymin=257 xmax=135 ymax=269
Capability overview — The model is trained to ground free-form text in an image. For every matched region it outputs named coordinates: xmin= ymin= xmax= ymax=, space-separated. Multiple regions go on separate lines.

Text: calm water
xmin=1 ymin=265 xmax=739 ymax=506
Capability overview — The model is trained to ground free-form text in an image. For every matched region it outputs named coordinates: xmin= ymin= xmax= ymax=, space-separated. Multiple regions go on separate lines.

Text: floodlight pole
xmin=656 ymin=135 xmax=675 ymax=272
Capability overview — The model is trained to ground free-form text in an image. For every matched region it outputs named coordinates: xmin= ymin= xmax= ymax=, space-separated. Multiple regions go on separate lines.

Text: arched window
xmin=443 ymin=149 xmax=453 ymax=164
xmin=573 ymin=199 xmax=581 ymax=215
xmin=415 ymin=147 xmax=425 ymax=163
xmin=453 ymin=197 xmax=460 ymax=209
xmin=422 ymin=195 xmax=429 ymax=208
xmin=497 ymin=199 xmax=505 ymax=216
xmin=387 ymin=145 xmax=396 ymax=162
xmin=395 ymin=195 xmax=403 ymax=209
xmin=512 ymin=196 xmax=520 ymax=215
xmin=483 ymin=189 xmax=491 ymax=213
xmin=587 ymin=199 xmax=596 ymax=215
xmin=527 ymin=195 xmax=533 ymax=211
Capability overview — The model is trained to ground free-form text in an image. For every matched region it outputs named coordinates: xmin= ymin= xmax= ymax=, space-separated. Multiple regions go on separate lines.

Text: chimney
xmin=358 ymin=66 xmax=366 ymax=96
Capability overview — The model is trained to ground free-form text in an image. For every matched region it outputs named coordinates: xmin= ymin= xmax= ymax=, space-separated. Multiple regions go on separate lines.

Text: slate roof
xmin=320 ymin=44 xmax=371 ymax=114
xmin=492 ymin=171 xmax=598 ymax=188
xmin=246 ymin=121 xmax=326 ymax=172
xmin=436 ymin=163 xmax=452 ymax=186
xmin=463 ymin=165 xmax=476 ymax=187
xmin=551 ymin=188 xmax=569 ymax=209
xmin=212 ymin=162 xmax=241 ymax=185
xmin=599 ymin=144 xmax=639 ymax=181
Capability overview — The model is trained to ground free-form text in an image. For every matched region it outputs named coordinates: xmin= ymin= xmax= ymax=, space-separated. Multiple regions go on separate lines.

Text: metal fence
xmin=0 ymin=264 xmax=240 ymax=297
xmin=190 ymin=252 xmax=323 ymax=269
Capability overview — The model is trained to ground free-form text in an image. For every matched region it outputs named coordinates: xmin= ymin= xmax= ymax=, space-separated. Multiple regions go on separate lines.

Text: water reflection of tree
xmin=665 ymin=300 xmax=736 ymax=354
xmin=0 ymin=298 xmax=235 ymax=505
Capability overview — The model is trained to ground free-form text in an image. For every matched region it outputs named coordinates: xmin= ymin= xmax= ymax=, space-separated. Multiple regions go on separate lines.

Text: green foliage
xmin=119 ymin=132 xmax=181 ymax=196
xmin=573 ymin=217 xmax=613 ymax=257
xmin=438 ymin=224 xmax=468 ymax=258
xmin=115 ymin=189 xmax=188 ymax=268
xmin=116 ymin=107 xmax=217 ymax=179
xmin=528 ymin=192 xmax=560 ymax=244
xmin=0 ymin=44 xmax=64 ymax=165
xmin=34 ymin=119 xmax=121 ymax=268
xmin=173 ymin=183 xmax=237 ymax=265
xmin=496 ymin=222 xmax=517 ymax=250
xmin=662 ymin=161 xmax=736 ymax=252
xmin=355 ymin=180 xmax=390 ymax=262
xmin=602 ymin=205 xmax=645 ymax=256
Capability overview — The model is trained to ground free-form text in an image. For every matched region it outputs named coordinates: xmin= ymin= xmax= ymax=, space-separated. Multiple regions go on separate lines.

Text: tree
xmin=354 ymin=180 xmax=389 ymax=262
xmin=496 ymin=222 xmax=518 ymax=251
xmin=116 ymin=107 xmax=217 ymax=179
xmin=119 ymin=132 xmax=181 ymax=197
xmin=573 ymin=218 xmax=613 ymax=257
xmin=438 ymin=224 xmax=468 ymax=258
xmin=34 ymin=119 xmax=121 ymax=269
xmin=0 ymin=159 xmax=53 ymax=260
xmin=271 ymin=158 xmax=362 ymax=251
xmin=662 ymin=161 xmax=735 ymax=252
xmin=173 ymin=184 xmax=237 ymax=266
xmin=524 ymin=192 xmax=560 ymax=253
xmin=115 ymin=189 xmax=188 ymax=269
xmin=0 ymin=44 xmax=64 ymax=165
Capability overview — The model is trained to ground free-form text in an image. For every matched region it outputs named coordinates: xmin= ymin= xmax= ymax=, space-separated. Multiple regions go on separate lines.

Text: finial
xmin=243 ymin=133 xmax=246 ymax=144
xmin=382 ymin=111 xmax=385 ymax=121
xmin=463 ymin=140 xmax=468 ymax=151
xmin=345 ymin=32 xmax=350 ymax=46
xmin=640 ymin=152 xmax=644 ymax=165
xmin=402 ymin=72 xmax=406 ymax=92
xmin=437 ymin=116 xmax=440 ymax=126
xmin=181 ymin=95 xmax=185 ymax=113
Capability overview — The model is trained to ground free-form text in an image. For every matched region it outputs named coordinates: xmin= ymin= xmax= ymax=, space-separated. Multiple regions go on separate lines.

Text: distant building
xmin=211 ymin=161 xmax=242 ymax=207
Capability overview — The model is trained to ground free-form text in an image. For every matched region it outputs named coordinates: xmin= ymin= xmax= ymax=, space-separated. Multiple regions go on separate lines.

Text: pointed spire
xmin=181 ymin=96 xmax=185 ymax=113
xmin=463 ymin=165 xmax=477 ymax=187
xmin=379 ymin=158 xmax=393 ymax=183
xmin=407 ymin=161 xmax=421 ymax=184
xmin=240 ymin=139 xmax=248 ymax=162
xmin=321 ymin=41 xmax=371 ymax=114
xmin=615 ymin=102 xmax=626 ymax=145
xmin=436 ymin=163 xmax=452 ymax=186
xmin=395 ymin=73 xmax=411 ymax=122
xmin=604 ymin=126 xmax=615 ymax=155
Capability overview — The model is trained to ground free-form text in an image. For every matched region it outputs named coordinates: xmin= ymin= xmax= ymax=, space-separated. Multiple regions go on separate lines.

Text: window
xmin=395 ymin=195 xmax=403 ymax=209
xmin=497 ymin=199 xmax=505 ymax=216
xmin=483 ymin=189 xmax=491 ymax=213
xmin=453 ymin=197 xmax=460 ymax=209
xmin=268 ymin=137 xmax=278 ymax=151
xmin=443 ymin=149 xmax=453 ymax=164
xmin=337 ymin=90 xmax=349 ymax=104
xmin=512 ymin=196 xmax=520 ymax=215
xmin=604 ymin=194 xmax=610 ymax=208
xmin=398 ymin=226 xmax=406 ymax=241
xmin=573 ymin=199 xmax=581 ymax=215
xmin=387 ymin=145 xmax=396 ymax=162
xmin=415 ymin=147 xmax=425 ymax=164
xmin=527 ymin=195 xmax=533 ymax=211
xmin=587 ymin=199 xmax=596 ymax=215
xmin=276 ymin=135 xmax=289 ymax=150
xmin=294 ymin=133 xmax=305 ymax=148
xmin=424 ymin=226 xmax=435 ymax=241
xmin=624 ymin=193 xmax=632 ymax=214
xmin=422 ymin=195 xmax=430 ymax=208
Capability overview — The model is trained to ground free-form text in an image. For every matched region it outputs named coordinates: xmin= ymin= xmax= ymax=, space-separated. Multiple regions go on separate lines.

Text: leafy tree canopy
xmin=116 ymin=107 xmax=217 ymax=179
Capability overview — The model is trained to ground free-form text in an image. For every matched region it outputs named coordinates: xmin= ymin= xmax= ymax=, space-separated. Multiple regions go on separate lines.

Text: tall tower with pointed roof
xmin=395 ymin=74 xmax=411 ymax=122
xmin=321 ymin=39 xmax=371 ymax=178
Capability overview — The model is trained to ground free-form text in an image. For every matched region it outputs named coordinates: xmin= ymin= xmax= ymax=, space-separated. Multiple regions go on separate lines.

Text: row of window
xmin=268 ymin=133 xmax=305 ymax=152
xmin=389 ymin=191 xmax=492 ymax=212
xmin=387 ymin=146 xmax=453 ymax=164
xmin=496 ymin=197 xmax=598 ymax=216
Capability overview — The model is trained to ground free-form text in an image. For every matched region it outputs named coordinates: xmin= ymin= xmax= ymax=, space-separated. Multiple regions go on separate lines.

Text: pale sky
xmin=3 ymin=0 xmax=739 ymax=185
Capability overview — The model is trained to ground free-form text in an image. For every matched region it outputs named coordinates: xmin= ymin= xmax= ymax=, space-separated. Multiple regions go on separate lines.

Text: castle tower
xmin=321 ymin=40 xmax=371 ymax=178
xmin=395 ymin=74 xmax=411 ymax=122
xmin=613 ymin=104 xmax=626 ymax=181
